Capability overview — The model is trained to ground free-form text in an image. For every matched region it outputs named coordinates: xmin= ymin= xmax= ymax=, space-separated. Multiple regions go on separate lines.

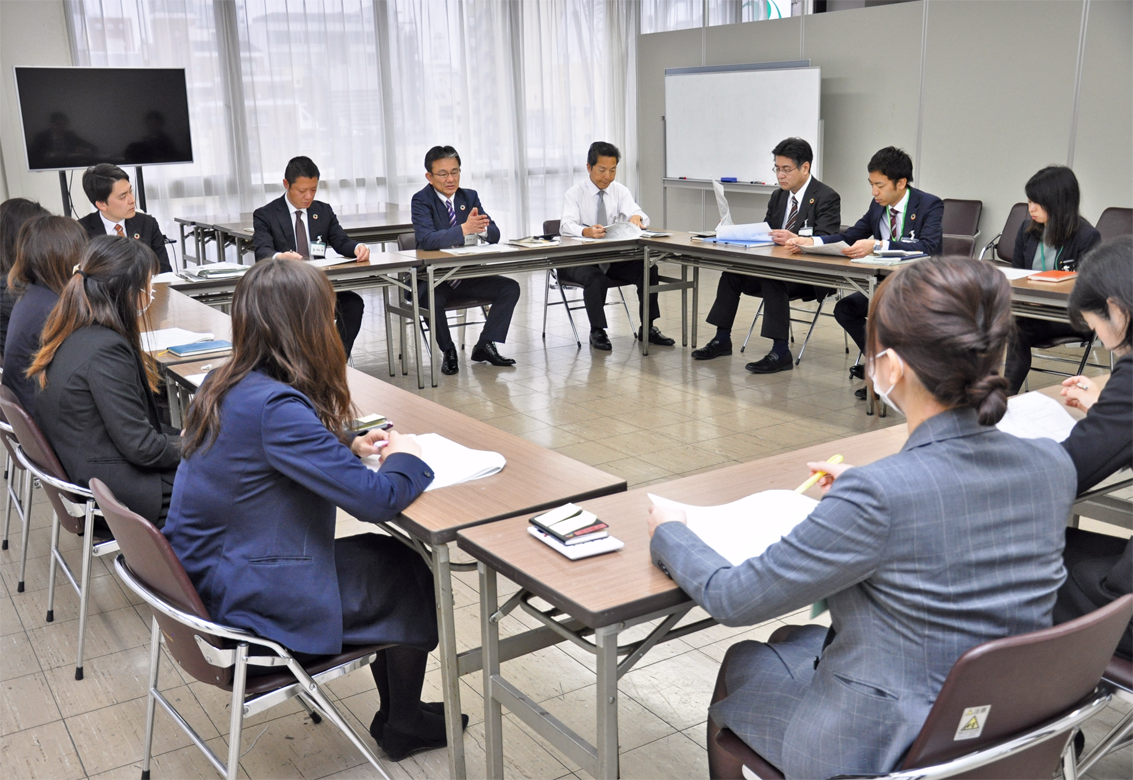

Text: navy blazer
xmin=164 ymin=371 xmax=434 ymax=654
xmin=2 ymin=283 xmax=59 ymax=415
xmin=1012 ymin=217 xmax=1101 ymax=271
xmin=411 ymin=184 xmax=500 ymax=251
xmin=825 ymin=186 xmax=944 ymax=255
xmin=251 ymin=195 xmax=358 ymax=262
xmin=764 ymin=177 xmax=841 ymax=236
xmin=78 ymin=211 xmax=172 ymax=274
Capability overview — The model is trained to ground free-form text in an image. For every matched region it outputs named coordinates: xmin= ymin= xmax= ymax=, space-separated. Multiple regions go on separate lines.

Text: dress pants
xmin=1003 ymin=317 xmax=1090 ymax=395
xmin=707 ymin=272 xmax=828 ymax=343
xmin=416 ymin=275 xmax=521 ymax=352
xmin=556 ymin=260 xmax=660 ymax=330
xmin=834 ymin=292 xmax=869 ymax=354
xmin=335 ymin=291 xmax=365 ymax=357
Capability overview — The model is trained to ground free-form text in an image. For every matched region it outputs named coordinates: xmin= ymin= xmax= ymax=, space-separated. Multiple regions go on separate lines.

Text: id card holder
xmin=798 ymin=226 xmax=814 ymax=238
xmin=309 ymin=239 xmax=327 ymax=259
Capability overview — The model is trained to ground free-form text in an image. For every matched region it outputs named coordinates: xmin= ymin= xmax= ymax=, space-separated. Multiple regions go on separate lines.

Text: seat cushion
xmin=713 ymin=728 xmax=785 ymax=780
xmin=228 ymin=643 xmax=388 ymax=697
xmin=1104 ymin=654 xmax=1133 ymax=692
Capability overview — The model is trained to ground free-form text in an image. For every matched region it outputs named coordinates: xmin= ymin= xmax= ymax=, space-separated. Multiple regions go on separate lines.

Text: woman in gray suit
xmin=649 ymin=257 xmax=1079 ymax=779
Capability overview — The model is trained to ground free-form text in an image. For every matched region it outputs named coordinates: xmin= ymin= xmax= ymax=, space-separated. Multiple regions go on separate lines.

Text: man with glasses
xmin=692 ymin=138 xmax=841 ymax=374
xmin=410 ymin=145 xmax=520 ymax=375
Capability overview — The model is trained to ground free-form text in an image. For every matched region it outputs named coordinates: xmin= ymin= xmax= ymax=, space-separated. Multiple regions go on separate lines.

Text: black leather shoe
xmin=854 ymin=387 xmax=867 ymax=400
xmin=440 ymin=348 xmax=459 ymax=375
xmin=849 ymin=364 xmax=865 ymax=380
xmin=381 ymin=711 xmax=470 ymax=762
xmin=745 ymin=351 xmax=793 ymax=374
xmin=691 ymin=338 xmax=732 ymax=360
xmin=640 ymin=326 xmax=676 ymax=346
xmin=370 ymin=702 xmax=447 ymax=748
xmin=470 ymin=342 xmax=516 ymax=366
xmin=589 ymin=330 xmax=612 ymax=350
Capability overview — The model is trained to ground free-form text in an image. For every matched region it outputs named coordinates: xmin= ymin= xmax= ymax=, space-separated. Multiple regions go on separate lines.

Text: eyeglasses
xmin=430 ymin=168 xmax=460 ymax=180
xmin=772 ymin=165 xmax=797 ymax=175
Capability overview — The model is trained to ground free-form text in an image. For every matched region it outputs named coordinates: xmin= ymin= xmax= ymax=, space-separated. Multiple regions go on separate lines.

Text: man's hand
xmin=841 ymin=239 xmax=875 ymax=259
xmin=354 ymin=243 xmax=371 ymax=263
xmin=647 ymin=505 xmax=687 ymax=537
xmin=461 ymin=207 xmax=491 ymax=236
xmin=630 ymin=215 xmax=645 ymax=228
xmin=582 ymin=224 xmax=607 ymax=238
xmin=275 ymin=251 xmax=304 ymax=260
xmin=769 ymin=229 xmax=797 ymax=245
xmin=785 ymin=237 xmax=813 ymax=254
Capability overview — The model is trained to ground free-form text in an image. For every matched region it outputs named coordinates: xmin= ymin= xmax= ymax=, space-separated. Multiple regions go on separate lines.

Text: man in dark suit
xmin=789 ymin=146 xmax=943 ymax=397
xmin=410 ymin=145 xmax=520 ymax=375
xmin=692 ymin=138 xmax=841 ymax=373
xmin=77 ymin=164 xmax=172 ymax=274
xmin=251 ymin=156 xmax=370 ymax=357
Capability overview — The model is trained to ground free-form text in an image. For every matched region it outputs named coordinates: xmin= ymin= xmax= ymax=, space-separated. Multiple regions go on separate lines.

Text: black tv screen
xmin=15 ymin=67 xmax=194 ymax=171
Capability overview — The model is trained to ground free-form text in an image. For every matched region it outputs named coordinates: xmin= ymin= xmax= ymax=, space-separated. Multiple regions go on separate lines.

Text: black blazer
xmin=34 ymin=325 xmax=180 ymax=523
xmin=251 ymin=196 xmax=358 ymax=261
xmin=826 ymin=186 xmax=944 ymax=255
xmin=2 ymin=283 xmax=59 ymax=415
xmin=763 ymin=178 xmax=841 ymax=237
xmin=0 ymin=278 xmax=14 ymax=350
xmin=78 ymin=211 xmax=172 ymax=274
xmin=411 ymin=184 xmax=500 ymax=250
xmin=1012 ymin=217 xmax=1102 ymax=271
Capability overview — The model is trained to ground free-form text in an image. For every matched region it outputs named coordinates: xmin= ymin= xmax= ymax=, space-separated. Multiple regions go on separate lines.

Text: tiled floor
xmin=2 ymin=266 xmax=1129 ymax=779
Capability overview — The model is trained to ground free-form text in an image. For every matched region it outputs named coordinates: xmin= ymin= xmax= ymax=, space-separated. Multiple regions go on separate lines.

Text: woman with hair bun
xmin=648 ymin=257 xmax=1078 ymax=779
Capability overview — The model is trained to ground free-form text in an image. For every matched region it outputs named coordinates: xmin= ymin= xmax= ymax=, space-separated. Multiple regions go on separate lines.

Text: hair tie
xmin=73 ymin=265 xmax=89 ymax=280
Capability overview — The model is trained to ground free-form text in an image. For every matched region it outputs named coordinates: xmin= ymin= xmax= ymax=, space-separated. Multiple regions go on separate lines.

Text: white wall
xmin=638 ymin=0 xmax=1133 ymax=240
xmin=0 ymin=0 xmax=93 ymax=215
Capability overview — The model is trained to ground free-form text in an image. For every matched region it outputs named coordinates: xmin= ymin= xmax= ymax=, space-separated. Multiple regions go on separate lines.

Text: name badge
xmin=309 ymin=240 xmax=327 ymax=258
xmin=798 ymin=227 xmax=813 ymax=237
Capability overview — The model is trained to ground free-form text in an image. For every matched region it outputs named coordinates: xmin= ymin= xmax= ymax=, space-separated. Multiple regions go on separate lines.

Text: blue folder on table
xmin=697 ymin=237 xmax=774 ymax=249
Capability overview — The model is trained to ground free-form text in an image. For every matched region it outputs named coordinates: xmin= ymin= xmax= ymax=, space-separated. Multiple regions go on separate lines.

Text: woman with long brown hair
xmin=164 ymin=258 xmax=463 ymax=762
xmin=0 ymin=197 xmax=51 ymax=346
xmin=3 ymin=215 xmax=88 ymax=412
xmin=28 ymin=234 xmax=179 ymax=526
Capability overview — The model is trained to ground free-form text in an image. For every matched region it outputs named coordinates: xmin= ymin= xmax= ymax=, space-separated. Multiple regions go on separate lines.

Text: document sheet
xmin=798 ymin=241 xmax=850 ymax=256
xmin=362 ymin=432 xmax=505 ymax=491
xmin=716 ymin=222 xmax=774 ymax=243
xmin=996 ymin=391 xmax=1078 ymax=442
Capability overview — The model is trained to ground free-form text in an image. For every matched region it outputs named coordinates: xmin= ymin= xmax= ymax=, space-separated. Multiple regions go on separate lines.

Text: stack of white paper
xmin=799 ymin=241 xmax=850 ymax=256
xmin=141 ymin=328 xmax=214 ymax=353
xmin=716 ymin=222 xmax=774 ymax=243
xmin=439 ymin=244 xmax=512 ymax=256
xmin=996 ymin=391 xmax=1078 ymax=442
xmin=307 ymin=256 xmax=356 ymax=268
xmin=998 ymin=267 xmax=1044 ymax=281
xmin=362 ymin=433 xmax=505 ymax=491
xmin=649 ymin=489 xmax=818 ymax=566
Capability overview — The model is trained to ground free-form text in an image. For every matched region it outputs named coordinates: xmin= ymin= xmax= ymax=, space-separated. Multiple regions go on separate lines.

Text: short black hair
xmin=1069 ymin=236 xmax=1132 ymax=351
xmin=867 ymin=147 xmax=913 ymax=185
xmin=82 ymin=164 xmax=130 ymax=206
xmin=587 ymin=142 xmax=621 ymax=167
xmin=284 ymin=156 xmax=320 ymax=184
xmin=771 ymin=138 xmax=813 ymax=169
xmin=425 ymin=146 xmax=461 ymax=173
xmin=1024 ymin=165 xmax=1081 ymax=248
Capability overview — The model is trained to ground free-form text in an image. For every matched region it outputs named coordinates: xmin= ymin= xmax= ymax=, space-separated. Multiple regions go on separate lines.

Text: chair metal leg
xmin=559 ymin=278 xmax=582 ymax=348
xmin=74 ymin=500 xmax=96 ymax=680
xmin=617 ymin=286 xmax=637 ymax=339
xmin=17 ymin=468 xmax=32 ymax=593
xmin=141 ymin=617 xmax=161 ymax=780
xmin=2 ymin=451 xmax=11 ymax=551
xmin=227 ymin=643 xmax=249 ymax=780
xmin=741 ymin=302 xmax=762 ymax=354
xmin=1076 ymin=708 xmax=1133 ymax=775
xmin=1062 ymin=734 xmax=1079 ymax=780
xmin=541 ymin=270 xmax=552 ymax=340
xmin=45 ymin=509 xmax=60 ymax=620
xmin=295 ymin=667 xmax=393 ymax=780
xmin=795 ymin=297 xmax=826 ymax=365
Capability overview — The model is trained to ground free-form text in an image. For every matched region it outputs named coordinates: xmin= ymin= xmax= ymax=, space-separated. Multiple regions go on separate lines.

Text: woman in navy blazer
xmin=164 ymin=258 xmax=465 ymax=761
xmin=1004 ymin=166 xmax=1102 ymax=394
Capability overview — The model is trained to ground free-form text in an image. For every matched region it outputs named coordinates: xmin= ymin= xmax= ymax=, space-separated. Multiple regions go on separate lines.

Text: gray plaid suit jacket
xmin=651 ymin=407 xmax=1077 ymax=778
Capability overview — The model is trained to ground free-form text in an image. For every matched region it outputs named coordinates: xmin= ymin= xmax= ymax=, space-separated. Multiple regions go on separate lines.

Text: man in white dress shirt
xmin=558 ymin=142 xmax=674 ymax=350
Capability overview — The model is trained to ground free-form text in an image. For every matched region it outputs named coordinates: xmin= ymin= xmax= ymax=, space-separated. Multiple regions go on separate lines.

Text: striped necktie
xmin=889 ymin=207 xmax=899 ymax=241
xmin=114 ymin=224 xmax=124 ymax=237
xmin=447 ymin=199 xmax=456 ymax=227
xmin=785 ymin=195 xmax=799 ymax=233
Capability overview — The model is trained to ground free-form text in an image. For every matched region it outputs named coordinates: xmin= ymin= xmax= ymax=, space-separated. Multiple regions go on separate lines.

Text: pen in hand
xmin=795 ymin=454 xmax=844 ymax=494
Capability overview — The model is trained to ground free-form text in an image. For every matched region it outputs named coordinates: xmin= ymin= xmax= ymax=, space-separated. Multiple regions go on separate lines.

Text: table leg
xmin=680 ymin=264 xmax=688 ymax=347
xmin=480 ymin=563 xmax=504 ymax=779
xmin=427 ymin=267 xmax=439 ymax=388
xmin=691 ymin=265 xmax=700 ymax=348
xmin=411 ymin=275 xmax=425 ymax=389
xmin=382 ymin=287 xmax=395 ymax=377
xmin=594 ymin=623 xmax=620 ymax=779
xmin=641 ymin=248 xmax=651 ymax=357
xmin=432 ymin=542 xmax=467 ymax=780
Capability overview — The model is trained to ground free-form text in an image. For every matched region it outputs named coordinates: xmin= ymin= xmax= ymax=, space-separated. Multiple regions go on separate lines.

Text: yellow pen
xmin=794 ymin=454 xmax=844 ymax=494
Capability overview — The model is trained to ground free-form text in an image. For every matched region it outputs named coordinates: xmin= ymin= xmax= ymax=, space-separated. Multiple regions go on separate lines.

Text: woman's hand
xmin=647 ymin=505 xmax=687 ymax=538
xmin=351 ymin=427 xmax=390 ymax=458
xmin=379 ymin=430 xmax=423 ymax=462
xmin=1061 ymin=375 xmax=1102 ymax=412
xmin=805 ymin=461 xmax=853 ymax=495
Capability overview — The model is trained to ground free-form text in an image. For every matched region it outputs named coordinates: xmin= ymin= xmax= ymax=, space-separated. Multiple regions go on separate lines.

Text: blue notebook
xmin=168 ymin=340 xmax=232 ymax=357
xmin=697 ymin=237 xmax=774 ymax=249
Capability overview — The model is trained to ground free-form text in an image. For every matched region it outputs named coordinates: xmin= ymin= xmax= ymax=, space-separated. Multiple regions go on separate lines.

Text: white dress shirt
xmin=779 ymin=176 xmax=811 ymax=231
xmin=273 ymin=205 xmax=309 ymax=259
xmin=814 ymin=188 xmax=909 ymax=249
xmin=560 ymin=178 xmax=648 ymax=238
xmin=99 ymin=212 xmax=126 ymax=236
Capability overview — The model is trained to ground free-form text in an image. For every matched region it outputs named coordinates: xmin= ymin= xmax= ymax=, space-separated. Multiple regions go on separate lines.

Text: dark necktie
xmin=785 ymin=195 xmax=799 ymax=233
xmin=295 ymin=210 xmax=309 ymax=258
xmin=446 ymin=199 xmax=461 ymax=287
xmin=889 ymin=207 xmax=899 ymax=241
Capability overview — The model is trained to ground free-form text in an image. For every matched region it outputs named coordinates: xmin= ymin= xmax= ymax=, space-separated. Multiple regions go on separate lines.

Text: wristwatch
xmin=873 ymin=240 xmax=883 ymax=252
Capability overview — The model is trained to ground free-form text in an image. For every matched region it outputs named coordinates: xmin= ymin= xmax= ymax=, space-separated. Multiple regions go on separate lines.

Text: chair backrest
xmin=942 ymin=235 xmax=977 ymax=258
xmin=90 ymin=478 xmax=234 ymax=687
xmin=996 ymin=202 xmax=1030 ymax=264
xmin=1096 ymin=207 xmax=1133 ymax=242
xmin=899 ymin=593 xmax=1133 ymax=775
xmin=397 ymin=232 xmax=416 ymax=251
xmin=543 ymin=219 xmax=561 ymax=237
xmin=0 ymin=386 xmax=87 ymax=535
xmin=941 ymin=198 xmax=982 ymax=237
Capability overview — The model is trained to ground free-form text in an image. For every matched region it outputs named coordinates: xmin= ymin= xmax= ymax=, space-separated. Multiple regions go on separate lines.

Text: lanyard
xmin=886 ymin=205 xmax=906 ymax=242
xmin=1039 ymin=243 xmax=1063 ymax=271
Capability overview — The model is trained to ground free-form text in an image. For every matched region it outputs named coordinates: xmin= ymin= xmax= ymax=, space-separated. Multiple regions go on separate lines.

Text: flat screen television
xmin=14 ymin=66 xmax=194 ymax=171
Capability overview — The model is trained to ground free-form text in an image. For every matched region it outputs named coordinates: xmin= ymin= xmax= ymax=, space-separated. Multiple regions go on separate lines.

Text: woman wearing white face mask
xmin=28 ymin=234 xmax=180 ymax=527
xmin=1052 ymin=237 xmax=1132 ymax=661
xmin=648 ymin=257 xmax=1079 ymax=779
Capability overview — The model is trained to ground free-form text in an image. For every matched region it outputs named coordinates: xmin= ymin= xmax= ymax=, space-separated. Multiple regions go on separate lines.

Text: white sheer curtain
xmin=66 ymin=0 xmax=641 ymax=240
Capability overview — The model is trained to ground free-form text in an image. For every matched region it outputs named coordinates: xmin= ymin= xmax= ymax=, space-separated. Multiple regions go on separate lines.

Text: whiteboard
xmin=665 ymin=65 xmax=821 ymax=183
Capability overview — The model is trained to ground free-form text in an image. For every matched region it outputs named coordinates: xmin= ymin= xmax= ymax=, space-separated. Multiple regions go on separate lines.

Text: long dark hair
xmin=28 ymin=234 xmax=159 ymax=390
xmin=0 ymin=198 xmax=51 ymax=277
xmin=181 ymin=258 xmax=353 ymax=457
xmin=9 ymin=216 xmax=89 ymax=295
xmin=1069 ymin=237 xmax=1133 ymax=351
xmin=1024 ymin=166 xmax=1081 ymax=248
xmin=867 ymin=257 xmax=1014 ymax=425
